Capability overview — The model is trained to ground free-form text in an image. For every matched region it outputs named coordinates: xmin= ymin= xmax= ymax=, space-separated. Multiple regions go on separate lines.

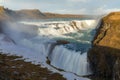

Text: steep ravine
xmin=88 ymin=12 xmax=120 ymax=80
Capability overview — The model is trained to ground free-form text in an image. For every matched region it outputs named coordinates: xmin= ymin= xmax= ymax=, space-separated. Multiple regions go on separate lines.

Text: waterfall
xmin=0 ymin=19 xmax=99 ymax=76
xmin=47 ymin=45 xmax=92 ymax=75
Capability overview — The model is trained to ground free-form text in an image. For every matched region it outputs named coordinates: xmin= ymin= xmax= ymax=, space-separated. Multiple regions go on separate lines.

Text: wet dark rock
xmin=113 ymin=58 xmax=120 ymax=80
xmin=56 ymin=40 xmax=70 ymax=45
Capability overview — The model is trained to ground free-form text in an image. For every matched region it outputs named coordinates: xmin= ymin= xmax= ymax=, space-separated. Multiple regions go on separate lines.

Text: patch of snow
xmin=0 ymin=33 xmax=90 ymax=80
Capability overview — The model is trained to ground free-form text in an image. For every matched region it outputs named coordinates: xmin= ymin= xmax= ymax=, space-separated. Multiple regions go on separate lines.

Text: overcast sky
xmin=0 ymin=0 xmax=120 ymax=14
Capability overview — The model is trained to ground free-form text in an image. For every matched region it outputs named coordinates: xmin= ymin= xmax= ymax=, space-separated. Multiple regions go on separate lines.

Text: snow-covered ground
xmin=0 ymin=33 xmax=90 ymax=80
xmin=0 ymin=19 xmax=99 ymax=80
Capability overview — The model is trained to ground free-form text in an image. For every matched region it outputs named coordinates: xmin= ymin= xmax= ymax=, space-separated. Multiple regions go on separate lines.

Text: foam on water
xmin=1 ymin=19 xmax=99 ymax=76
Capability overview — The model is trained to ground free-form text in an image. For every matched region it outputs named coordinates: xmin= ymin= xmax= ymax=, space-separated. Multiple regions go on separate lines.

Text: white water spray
xmin=1 ymin=19 xmax=99 ymax=76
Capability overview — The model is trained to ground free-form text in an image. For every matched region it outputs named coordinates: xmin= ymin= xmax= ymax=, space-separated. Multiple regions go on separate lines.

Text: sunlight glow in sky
xmin=1 ymin=0 xmax=120 ymax=14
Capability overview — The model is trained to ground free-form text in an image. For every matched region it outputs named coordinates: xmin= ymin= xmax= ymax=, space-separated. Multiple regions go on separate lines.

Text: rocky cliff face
xmin=88 ymin=12 xmax=120 ymax=79
xmin=0 ymin=6 xmax=17 ymax=21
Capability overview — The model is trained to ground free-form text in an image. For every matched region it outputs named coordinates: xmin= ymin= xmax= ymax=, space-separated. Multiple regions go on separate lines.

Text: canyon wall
xmin=88 ymin=12 xmax=120 ymax=79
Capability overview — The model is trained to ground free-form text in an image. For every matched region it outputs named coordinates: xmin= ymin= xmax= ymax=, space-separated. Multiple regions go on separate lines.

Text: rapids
xmin=1 ymin=19 xmax=99 ymax=76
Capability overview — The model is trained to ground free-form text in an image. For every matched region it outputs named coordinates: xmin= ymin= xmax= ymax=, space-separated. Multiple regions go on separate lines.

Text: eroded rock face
xmin=113 ymin=58 xmax=120 ymax=80
xmin=88 ymin=12 xmax=120 ymax=79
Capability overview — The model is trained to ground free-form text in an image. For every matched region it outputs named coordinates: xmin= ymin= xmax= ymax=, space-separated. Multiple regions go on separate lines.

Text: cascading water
xmin=1 ymin=19 xmax=99 ymax=76
xmin=49 ymin=45 xmax=91 ymax=75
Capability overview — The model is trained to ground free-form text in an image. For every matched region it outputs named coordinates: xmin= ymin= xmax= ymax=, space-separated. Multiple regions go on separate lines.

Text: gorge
xmin=0 ymin=6 xmax=120 ymax=80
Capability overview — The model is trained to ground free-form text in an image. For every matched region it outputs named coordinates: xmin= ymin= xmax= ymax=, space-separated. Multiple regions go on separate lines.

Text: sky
xmin=0 ymin=0 xmax=120 ymax=14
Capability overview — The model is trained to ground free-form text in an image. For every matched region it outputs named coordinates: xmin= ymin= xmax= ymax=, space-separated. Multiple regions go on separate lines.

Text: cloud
xmin=1 ymin=0 xmax=120 ymax=14
xmin=51 ymin=8 xmax=87 ymax=14
xmin=105 ymin=8 xmax=120 ymax=13
xmin=48 ymin=7 xmax=120 ymax=15
xmin=93 ymin=5 xmax=120 ymax=14
xmin=68 ymin=0 xmax=89 ymax=2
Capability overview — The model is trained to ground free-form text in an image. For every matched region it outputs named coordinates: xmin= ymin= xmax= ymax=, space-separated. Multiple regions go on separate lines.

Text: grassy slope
xmin=0 ymin=53 xmax=66 ymax=80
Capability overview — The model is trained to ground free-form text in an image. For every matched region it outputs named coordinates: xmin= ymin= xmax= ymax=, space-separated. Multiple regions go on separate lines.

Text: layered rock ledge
xmin=88 ymin=12 xmax=120 ymax=79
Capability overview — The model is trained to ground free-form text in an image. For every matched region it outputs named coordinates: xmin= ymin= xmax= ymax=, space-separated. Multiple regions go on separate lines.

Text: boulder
xmin=56 ymin=40 xmax=70 ymax=45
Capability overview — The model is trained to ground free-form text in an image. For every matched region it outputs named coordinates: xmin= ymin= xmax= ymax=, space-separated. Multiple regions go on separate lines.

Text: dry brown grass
xmin=0 ymin=53 xmax=66 ymax=80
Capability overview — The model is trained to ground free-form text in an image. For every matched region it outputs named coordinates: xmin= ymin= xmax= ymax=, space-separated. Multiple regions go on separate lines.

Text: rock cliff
xmin=0 ymin=6 xmax=17 ymax=21
xmin=88 ymin=12 xmax=120 ymax=79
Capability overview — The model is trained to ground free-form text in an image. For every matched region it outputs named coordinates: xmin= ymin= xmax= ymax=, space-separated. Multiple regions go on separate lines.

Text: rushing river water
xmin=1 ymin=18 xmax=99 ymax=76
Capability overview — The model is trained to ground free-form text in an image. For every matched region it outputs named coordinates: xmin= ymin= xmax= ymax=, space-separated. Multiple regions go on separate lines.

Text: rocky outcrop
xmin=88 ymin=12 xmax=120 ymax=79
xmin=0 ymin=6 xmax=17 ymax=21
xmin=113 ymin=58 xmax=120 ymax=80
